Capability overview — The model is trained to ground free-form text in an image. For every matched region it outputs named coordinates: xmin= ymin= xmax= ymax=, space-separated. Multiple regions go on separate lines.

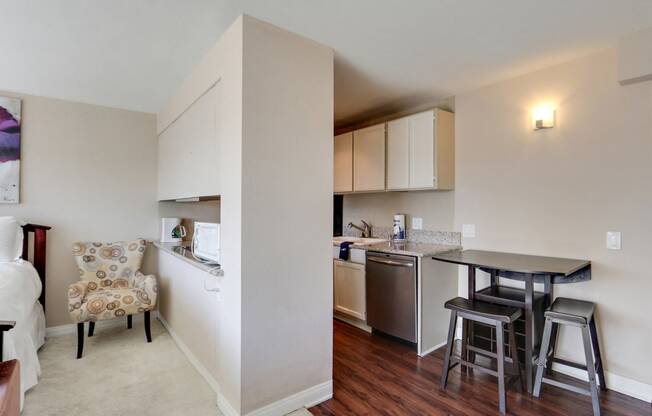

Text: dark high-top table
xmin=432 ymin=249 xmax=591 ymax=393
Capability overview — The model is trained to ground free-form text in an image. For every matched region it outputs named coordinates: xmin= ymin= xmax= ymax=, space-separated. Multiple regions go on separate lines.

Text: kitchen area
xmin=331 ymin=108 xmax=463 ymax=356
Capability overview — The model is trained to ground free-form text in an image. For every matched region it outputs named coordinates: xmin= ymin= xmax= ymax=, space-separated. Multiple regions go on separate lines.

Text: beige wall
xmin=158 ymin=16 xmax=244 ymax=412
xmin=0 ymin=91 xmax=158 ymax=327
xmin=240 ymin=16 xmax=334 ymax=414
xmin=454 ymin=48 xmax=652 ymax=389
xmin=343 ymin=190 xmax=455 ymax=233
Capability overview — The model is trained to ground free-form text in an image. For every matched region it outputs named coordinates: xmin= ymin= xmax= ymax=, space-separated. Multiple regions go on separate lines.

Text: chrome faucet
xmin=348 ymin=220 xmax=372 ymax=238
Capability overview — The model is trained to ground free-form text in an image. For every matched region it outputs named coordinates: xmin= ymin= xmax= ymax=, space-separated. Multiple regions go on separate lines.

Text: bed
xmin=0 ymin=219 xmax=50 ymax=408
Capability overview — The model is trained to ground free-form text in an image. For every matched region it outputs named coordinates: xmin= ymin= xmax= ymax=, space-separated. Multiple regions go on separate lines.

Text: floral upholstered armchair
xmin=68 ymin=239 xmax=157 ymax=358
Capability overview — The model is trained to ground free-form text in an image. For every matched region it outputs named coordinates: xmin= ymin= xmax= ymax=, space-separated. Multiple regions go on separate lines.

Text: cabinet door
xmin=333 ymin=132 xmax=353 ymax=193
xmin=386 ymin=117 xmax=410 ymax=190
xmin=409 ymin=110 xmax=435 ymax=189
xmin=353 ymin=124 xmax=386 ymax=192
xmin=333 ymin=260 xmax=366 ymax=320
xmin=158 ymin=84 xmax=219 ymax=200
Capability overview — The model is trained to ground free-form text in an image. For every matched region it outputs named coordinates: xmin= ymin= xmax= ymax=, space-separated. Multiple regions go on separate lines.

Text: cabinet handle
xmin=367 ymin=257 xmax=414 ymax=267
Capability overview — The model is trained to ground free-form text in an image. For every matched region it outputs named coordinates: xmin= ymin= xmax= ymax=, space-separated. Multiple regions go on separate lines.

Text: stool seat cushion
xmin=545 ymin=297 xmax=595 ymax=324
xmin=445 ymin=297 xmax=521 ymax=323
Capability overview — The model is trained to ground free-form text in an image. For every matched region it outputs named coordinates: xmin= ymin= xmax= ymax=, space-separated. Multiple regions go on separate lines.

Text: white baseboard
xmin=552 ymin=362 xmax=652 ymax=403
xmin=245 ymin=380 xmax=333 ymax=416
xmin=218 ymin=392 xmax=240 ymax=416
xmin=157 ymin=315 xmax=220 ymax=394
xmin=418 ymin=340 xmax=447 ymax=357
xmin=333 ymin=313 xmax=372 ymax=333
xmin=46 ymin=311 xmax=159 ymax=337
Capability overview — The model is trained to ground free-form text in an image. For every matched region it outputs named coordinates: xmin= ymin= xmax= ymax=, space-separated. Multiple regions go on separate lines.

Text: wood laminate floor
xmin=310 ymin=319 xmax=651 ymax=416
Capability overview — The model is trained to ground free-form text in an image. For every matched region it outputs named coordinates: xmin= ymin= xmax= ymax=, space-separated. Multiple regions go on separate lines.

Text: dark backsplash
xmin=333 ymin=195 xmax=343 ymax=236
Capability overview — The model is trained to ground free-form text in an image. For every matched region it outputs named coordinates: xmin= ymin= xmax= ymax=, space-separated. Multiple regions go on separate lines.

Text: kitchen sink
xmin=332 ymin=236 xmax=388 ymax=264
xmin=332 ymin=236 xmax=387 ymax=246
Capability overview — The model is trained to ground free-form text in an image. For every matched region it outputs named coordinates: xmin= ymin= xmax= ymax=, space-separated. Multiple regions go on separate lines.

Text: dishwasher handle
xmin=367 ymin=256 xmax=414 ymax=267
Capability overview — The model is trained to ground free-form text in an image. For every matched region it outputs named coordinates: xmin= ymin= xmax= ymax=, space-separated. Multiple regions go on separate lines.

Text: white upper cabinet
xmin=386 ymin=109 xmax=455 ymax=191
xmin=409 ymin=110 xmax=435 ymax=189
xmin=334 ymin=132 xmax=353 ymax=193
xmin=386 ymin=117 xmax=410 ymax=190
xmin=334 ymin=109 xmax=454 ymax=194
xmin=158 ymin=84 xmax=220 ymax=201
xmin=353 ymin=124 xmax=386 ymax=192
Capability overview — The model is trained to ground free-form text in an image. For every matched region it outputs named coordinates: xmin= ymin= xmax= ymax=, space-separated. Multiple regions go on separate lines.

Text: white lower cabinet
xmin=157 ymin=249 xmax=219 ymax=381
xmin=333 ymin=259 xmax=366 ymax=320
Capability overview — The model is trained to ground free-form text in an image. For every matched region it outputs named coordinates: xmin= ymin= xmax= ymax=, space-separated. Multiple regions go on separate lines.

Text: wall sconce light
xmin=532 ymin=106 xmax=555 ymax=130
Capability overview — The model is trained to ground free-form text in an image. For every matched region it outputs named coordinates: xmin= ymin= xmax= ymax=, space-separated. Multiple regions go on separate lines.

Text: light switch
xmin=462 ymin=224 xmax=476 ymax=238
xmin=606 ymin=231 xmax=621 ymax=250
xmin=412 ymin=217 xmax=423 ymax=230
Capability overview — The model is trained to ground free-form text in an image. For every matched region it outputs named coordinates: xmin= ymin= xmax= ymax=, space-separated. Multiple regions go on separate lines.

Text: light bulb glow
xmin=532 ymin=106 xmax=555 ymax=130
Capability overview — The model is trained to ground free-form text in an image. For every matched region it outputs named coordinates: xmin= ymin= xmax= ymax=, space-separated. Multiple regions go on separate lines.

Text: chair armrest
xmin=133 ymin=273 xmax=157 ymax=308
xmin=68 ymin=281 xmax=89 ymax=323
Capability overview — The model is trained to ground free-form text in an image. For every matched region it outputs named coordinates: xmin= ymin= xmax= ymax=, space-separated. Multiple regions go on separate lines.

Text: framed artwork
xmin=0 ymin=96 xmax=21 ymax=203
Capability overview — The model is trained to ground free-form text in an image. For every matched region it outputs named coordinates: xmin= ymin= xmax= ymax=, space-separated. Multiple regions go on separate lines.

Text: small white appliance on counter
xmin=161 ymin=217 xmax=186 ymax=243
xmin=392 ymin=214 xmax=406 ymax=241
xmin=192 ymin=222 xmax=220 ymax=264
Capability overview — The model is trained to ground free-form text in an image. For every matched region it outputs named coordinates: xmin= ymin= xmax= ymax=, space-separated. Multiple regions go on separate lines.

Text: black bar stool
xmin=533 ymin=297 xmax=606 ymax=416
xmin=441 ymin=297 xmax=523 ymax=415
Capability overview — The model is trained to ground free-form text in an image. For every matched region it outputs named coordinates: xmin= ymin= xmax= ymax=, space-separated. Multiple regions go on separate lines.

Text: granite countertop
xmin=364 ymin=241 xmax=462 ymax=258
xmin=152 ymin=241 xmax=224 ymax=276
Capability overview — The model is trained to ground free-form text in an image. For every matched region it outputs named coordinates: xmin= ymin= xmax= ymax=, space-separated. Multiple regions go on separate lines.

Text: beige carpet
xmin=23 ymin=318 xmax=222 ymax=416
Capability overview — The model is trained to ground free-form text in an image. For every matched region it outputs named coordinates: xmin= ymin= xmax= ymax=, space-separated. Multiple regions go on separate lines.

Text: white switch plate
xmin=606 ymin=231 xmax=621 ymax=250
xmin=462 ymin=224 xmax=476 ymax=238
xmin=412 ymin=217 xmax=423 ymax=230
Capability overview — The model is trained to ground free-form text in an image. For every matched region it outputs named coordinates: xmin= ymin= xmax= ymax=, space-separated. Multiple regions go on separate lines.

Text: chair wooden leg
xmin=589 ymin=317 xmax=606 ymax=391
xmin=76 ymin=323 xmax=84 ymax=359
xmin=88 ymin=321 xmax=95 ymax=337
xmin=127 ymin=315 xmax=133 ymax=329
xmin=534 ymin=317 xmax=553 ymax=397
xmin=440 ymin=311 xmax=457 ymax=389
xmin=144 ymin=310 xmax=152 ymax=343
xmin=582 ymin=324 xmax=601 ymax=416
xmin=495 ymin=321 xmax=506 ymax=415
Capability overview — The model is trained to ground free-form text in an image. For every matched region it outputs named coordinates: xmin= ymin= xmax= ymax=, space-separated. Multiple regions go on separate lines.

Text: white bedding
xmin=0 ymin=259 xmax=45 ymax=408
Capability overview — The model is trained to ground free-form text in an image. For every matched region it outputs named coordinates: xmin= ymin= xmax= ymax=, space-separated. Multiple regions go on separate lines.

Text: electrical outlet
xmin=606 ymin=231 xmax=621 ymax=250
xmin=462 ymin=224 xmax=476 ymax=238
xmin=412 ymin=217 xmax=423 ymax=230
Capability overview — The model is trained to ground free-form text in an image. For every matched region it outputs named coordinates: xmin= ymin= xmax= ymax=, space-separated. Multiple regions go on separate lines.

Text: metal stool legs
xmin=534 ymin=316 xmax=603 ymax=416
xmin=441 ymin=310 xmax=521 ymax=415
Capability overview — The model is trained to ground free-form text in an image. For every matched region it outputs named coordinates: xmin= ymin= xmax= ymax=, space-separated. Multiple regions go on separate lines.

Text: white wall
xmin=157 ymin=16 xmax=245 ymax=413
xmin=0 ymin=91 xmax=158 ymax=326
xmin=240 ymin=16 xmax=334 ymax=414
xmin=454 ymin=48 xmax=652 ymax=394
xmin=158 ymin=16 xmax=334 ymax=415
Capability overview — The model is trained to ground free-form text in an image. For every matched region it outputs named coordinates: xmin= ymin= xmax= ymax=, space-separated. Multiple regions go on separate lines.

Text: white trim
xmin=552 ymin=362 xmax=652 ymax=403
xmin=45 ymin=311 xmax=159 ymax=337
xmin=158 ymin=315 xmax=243 ymax=415
xmin=157 ymin=315 xmax=220 ymax=394
xmin=218 ymin=392 xmax=240 ymax=416
xmin=418 ymin=340 xmax=447 ymax=357
xmin=333 ymin=313 xmax=372 ymax=333
xmin=245 ymin=380 xmax=333 ymax=416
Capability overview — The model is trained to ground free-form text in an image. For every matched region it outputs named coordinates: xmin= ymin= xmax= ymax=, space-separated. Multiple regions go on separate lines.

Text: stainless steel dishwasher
xmin=365 ymin=251 xmax=417 ymax=343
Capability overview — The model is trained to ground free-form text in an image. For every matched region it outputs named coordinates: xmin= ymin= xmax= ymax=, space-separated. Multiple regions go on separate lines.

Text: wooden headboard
xmin=20 ymin=224 xmax=51 ymax=310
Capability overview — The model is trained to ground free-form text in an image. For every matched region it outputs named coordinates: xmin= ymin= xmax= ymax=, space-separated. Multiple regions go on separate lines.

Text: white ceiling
xmin=1 ymin=0 xmax=651 ymax=127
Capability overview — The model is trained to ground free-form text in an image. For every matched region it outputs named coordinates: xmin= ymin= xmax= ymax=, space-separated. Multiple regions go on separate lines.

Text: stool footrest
xmin=552 ymin=357 xmax=587 ymax=371
xmin=540 ymin=377 xmax=591 ymax=397
xmin=467 ymin=345 xmax=516 ymax=364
